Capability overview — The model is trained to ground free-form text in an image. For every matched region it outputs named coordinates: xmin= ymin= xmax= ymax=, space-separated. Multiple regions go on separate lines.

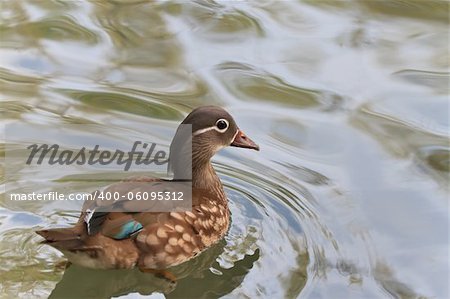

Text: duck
xmin=36 ymin=106 xmax=259 ymax=281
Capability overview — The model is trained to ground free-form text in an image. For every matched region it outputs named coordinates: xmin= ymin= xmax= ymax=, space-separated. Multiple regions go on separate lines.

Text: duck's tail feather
xmin=36 ymin=227 xmax=84 ymax=250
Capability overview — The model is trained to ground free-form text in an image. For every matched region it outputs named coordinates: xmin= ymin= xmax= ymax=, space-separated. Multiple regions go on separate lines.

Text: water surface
xmin=0 ymin=1 xmax=449 ymax=298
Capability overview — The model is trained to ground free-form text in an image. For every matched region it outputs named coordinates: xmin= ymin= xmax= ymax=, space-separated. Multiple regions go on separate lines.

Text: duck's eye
xmin=215 ymin=119 xmax=229 ymax=132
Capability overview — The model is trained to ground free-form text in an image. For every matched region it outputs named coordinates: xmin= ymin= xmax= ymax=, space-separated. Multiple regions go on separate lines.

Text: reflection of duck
xmin=36 ymin=106 xmax=259 ymax=281
xmin=49 ymin=241 xmax=260 ymax=298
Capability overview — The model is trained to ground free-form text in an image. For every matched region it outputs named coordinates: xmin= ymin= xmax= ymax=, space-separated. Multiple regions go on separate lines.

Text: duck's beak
xmin=231 ymin=130 xmax=259 ymax=151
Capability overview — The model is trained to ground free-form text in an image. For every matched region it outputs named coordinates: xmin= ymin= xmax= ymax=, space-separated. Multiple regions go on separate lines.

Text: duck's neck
xmin=173 ymin=159 xmax=226 ymax=202
xmin=192 ymin=162 xmax=222 ymax=190
xmin=170 ymin=139 xmax=226 ymax=202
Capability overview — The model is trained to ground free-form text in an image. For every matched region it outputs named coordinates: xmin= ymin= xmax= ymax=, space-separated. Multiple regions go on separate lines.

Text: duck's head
xmin=169 ymin=106 xmax=259 ymax=179
xmin=184 ymin=106 xmax=259 ymax=152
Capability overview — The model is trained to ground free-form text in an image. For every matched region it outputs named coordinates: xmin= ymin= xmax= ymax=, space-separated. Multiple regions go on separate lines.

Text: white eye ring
xmin=192 ymin=119 xmax=230 ymax=136
xmin=215 ymin=119 xmax=229 ymax=133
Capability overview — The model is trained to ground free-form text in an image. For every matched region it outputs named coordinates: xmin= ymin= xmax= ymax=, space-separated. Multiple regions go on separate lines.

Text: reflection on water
xmin=49 ymin=243 xmax=260 ymax=299
xmin=1 ymin=0 xmax=449 ymax=298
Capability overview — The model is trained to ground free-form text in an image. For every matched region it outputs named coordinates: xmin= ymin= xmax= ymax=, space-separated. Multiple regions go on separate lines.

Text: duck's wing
xmin=36 ymin=176 xmax=164 ymax=257
xmin=79 ymin=176 xmax=162 ymax=240
xmin=81 ymin=176 xmax=190 ymax=240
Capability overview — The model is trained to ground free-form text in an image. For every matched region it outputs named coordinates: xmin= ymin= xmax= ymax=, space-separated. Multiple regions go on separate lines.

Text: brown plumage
xmin=36 ymin=106 xmax=259 ymax=280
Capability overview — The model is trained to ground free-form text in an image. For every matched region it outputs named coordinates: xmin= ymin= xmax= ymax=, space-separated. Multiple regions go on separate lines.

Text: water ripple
xmin=214 ymin=62 xmax=345 ymax=110
xmin=1 ymin=16 xmax=98 ymax=45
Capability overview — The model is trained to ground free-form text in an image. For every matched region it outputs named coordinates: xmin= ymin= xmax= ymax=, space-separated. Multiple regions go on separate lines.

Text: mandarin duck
xmin=36 ymin=106 xmax=259 ymax=281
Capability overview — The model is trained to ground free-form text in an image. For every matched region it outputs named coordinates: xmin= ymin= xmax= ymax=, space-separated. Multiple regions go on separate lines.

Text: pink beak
xmin=230 ymin=130 xmax=259 ymax=151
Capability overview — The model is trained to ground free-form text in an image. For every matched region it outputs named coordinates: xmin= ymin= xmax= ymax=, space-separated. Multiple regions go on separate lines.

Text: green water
xmin=0 ymin=1 xmax=449 ymax=298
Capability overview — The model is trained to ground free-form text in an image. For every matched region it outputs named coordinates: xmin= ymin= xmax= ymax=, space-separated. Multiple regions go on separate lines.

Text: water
xmin=0 ymin=1 xmax=449 ymax=298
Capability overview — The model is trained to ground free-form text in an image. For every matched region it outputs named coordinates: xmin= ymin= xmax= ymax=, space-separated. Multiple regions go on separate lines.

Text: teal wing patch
xmin=111 ymin=220 xmax=143 ymax=240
